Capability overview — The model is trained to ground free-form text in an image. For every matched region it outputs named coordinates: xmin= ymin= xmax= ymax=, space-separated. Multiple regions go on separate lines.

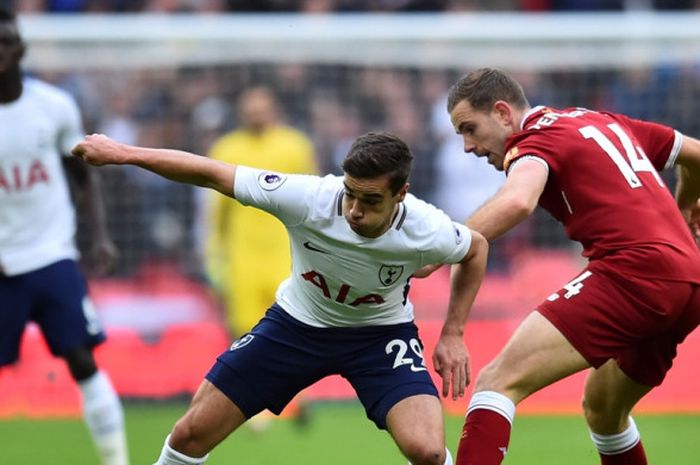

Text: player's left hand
xmin=433 ymin=333 xmax=470 ymax=400
xmin=680 ymin=199 xmax=700 ymax=246
xmin=91 ymin=237 xmax=118 ymax=276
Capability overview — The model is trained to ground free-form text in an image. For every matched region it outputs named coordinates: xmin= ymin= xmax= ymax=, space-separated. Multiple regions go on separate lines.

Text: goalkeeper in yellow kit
xmin=206 ymin=86 xmax=318 ymax=338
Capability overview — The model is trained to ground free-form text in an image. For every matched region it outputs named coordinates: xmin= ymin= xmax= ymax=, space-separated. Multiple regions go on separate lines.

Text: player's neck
xmin=0 ymin=69 xmax=22 ymax=103
xmin=512 ymin=107 xmax=530 ymax=131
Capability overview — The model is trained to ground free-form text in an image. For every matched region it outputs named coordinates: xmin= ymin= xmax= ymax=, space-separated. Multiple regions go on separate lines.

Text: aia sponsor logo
xmin=301 ymin=270 xmax=385 ymax=307
xmin=0 ymin=160 xmax=50 ymax=193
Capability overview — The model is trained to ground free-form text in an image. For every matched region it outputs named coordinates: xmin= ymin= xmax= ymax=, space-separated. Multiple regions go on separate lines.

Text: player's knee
xmin=582 ymin=397 xmax=626 ymax=433
xmin=404 ymin=443 xmax=446 ymax=465
xmin=170 ymin=416 xmax=210 ymax=457
xmin=62 ymin=347 xmax=97 ymax=381
xmin=473 ymin=360 xmax=509 ymax=392
xmin=473 ymin=359 xmax=531 ymax=403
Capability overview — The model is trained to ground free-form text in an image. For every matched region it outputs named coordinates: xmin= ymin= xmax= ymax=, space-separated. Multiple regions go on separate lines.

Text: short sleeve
xmin=56 ymin=91 xmax=85 ymax=157
xmin=233 ymin=166 xmax=319 ymax=226
xmin=422 ymin=216 xmax=472 ymax=266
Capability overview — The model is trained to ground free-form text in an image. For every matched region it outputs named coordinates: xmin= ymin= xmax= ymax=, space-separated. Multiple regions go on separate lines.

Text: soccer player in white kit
xmin=73 ymin=131 xmax=488 ymax=465
xmin=0 ymin=9 xmax=129 ymax=465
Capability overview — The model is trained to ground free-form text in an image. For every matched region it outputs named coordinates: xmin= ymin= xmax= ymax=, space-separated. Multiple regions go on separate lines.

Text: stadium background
xmin=1 ymin=3 xmax=700 ymax=463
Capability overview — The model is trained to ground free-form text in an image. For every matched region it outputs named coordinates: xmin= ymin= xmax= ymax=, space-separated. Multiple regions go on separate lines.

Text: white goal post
xmin=18 ymin=12 xmax=700 ymax=71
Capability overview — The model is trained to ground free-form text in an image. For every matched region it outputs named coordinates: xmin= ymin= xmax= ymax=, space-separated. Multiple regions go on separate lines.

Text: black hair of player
xmin=342 ymin=132 xmax=413 ymax=195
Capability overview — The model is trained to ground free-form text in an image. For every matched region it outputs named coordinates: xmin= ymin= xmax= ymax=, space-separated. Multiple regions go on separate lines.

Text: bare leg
xmin=456 ymin=311 xmax=590 ymax=465
xmin=584 ymin=360 xmax=651 ymax=464
xmin=155 ymin=380 xmax=247 ymax=464
xmin=386 ymin=394 xmax=448 ymax=465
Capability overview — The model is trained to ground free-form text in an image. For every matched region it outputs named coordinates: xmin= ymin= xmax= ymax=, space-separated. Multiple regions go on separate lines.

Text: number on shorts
xmin=82 ymin=296 xmax=103 ymax=336
xmin=562 ymin=270 xmax=593 ymax=299
xmin=385 ymin=338 xmax=427 ymax=372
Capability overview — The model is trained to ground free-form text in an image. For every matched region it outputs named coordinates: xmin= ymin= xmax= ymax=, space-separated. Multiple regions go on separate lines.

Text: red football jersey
xmin=505 ymin=106 xmax=700 ymax=283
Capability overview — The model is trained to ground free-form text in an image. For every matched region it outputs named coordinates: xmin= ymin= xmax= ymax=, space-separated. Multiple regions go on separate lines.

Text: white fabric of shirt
xmin=234 ymin=166 xmax=472 ymax=328
xmin=0 ymin=78 xmax=84 ymax=275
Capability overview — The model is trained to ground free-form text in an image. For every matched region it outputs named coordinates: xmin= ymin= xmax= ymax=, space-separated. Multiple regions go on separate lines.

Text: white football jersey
xmin=234 ymin=166 xmax=472 ymax=327
xmin=0 ymin=78 xmax=83 ymax=275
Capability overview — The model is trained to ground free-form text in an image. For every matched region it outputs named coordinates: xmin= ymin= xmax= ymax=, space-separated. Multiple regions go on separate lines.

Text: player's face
xmin=342 ymin=174 xmax=407 ymax=238
xmin=450 ymin=99 xmax=512 ymax=171
xmin=0 ymin=22 xmax=23 ymax=74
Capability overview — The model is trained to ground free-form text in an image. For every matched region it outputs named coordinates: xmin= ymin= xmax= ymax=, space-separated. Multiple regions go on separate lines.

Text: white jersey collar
xmin=520 ymin=105 xmax=546 ymax=131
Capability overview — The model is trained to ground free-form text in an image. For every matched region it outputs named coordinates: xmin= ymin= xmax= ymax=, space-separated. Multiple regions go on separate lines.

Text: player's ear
xmin=397 ymin=183 xmax=409 ymax=201
xmin=17 ymin=40 xmax=25 ymax=60
xmin=493 ymin=100 xmax=513 ymax=126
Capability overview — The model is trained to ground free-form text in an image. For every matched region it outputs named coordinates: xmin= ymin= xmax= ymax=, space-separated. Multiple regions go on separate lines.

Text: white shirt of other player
xmin=234 ymin=166 xmax=472 ymax=328
xmin=0 ymin=78 xmax=83 ymax=275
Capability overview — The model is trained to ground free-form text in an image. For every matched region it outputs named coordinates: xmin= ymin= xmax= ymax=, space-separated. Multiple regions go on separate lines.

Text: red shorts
xmin=538 ymin=261 xmax=700 ymax=387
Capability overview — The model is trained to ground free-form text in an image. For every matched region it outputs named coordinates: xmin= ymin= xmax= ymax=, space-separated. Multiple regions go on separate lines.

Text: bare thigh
xmin=169 ymin=379 xmax=248 ymax=457
xmin=386 ymin=394 xmax=446 ymax=465
xmin=475 ymin=311 xmax=590 ymax=403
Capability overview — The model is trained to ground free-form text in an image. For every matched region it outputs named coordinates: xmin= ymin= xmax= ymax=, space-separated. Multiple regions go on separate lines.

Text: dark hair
xmin=0 ymin=3 xmax=15 ymax=22
xmin=447 ymin=68 xmax=530 ymax=114
xmin=342 ymin=132 xmax=413 ymax=194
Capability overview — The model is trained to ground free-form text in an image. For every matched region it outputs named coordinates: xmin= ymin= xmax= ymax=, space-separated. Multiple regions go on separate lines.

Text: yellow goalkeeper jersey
xmin=205 ymin=125 xmax=317 ymax=335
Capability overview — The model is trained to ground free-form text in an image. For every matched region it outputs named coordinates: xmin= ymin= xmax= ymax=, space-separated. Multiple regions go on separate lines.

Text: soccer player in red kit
xmin=446 ymin=68 xmax=700 ymax=465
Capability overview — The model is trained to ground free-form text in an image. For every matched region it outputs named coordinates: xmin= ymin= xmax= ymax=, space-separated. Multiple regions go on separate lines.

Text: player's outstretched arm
xmin=466 ymin=158 xmax=547 ymax=241
xmin=675 ymin=135 xmax=700 ymax=239
xmin=72 ymin=134 xmax=238 ymax=198
xmin=433 ymin=229 xmax=488 ymax=400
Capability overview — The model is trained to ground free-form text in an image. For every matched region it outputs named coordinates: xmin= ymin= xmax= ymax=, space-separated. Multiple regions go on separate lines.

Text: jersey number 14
xmin=579 ymin=123 xmax=665 ymax=189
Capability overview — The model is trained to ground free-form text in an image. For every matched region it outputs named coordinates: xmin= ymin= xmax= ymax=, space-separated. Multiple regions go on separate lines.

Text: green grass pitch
xmin=0 ymin=401 xmax=698 ymax=464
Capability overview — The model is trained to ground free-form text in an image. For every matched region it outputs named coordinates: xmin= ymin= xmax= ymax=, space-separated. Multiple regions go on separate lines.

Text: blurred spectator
xmin=605 ymin=67 xmax=674 ymax=121
xmin=663 ymin=62 xmax=700 ymax=137
xmin=429 ymin=92 xmax=504 ymax=223
xmin=309 ymin=91 xmax=361 ymax=175
xmin=97 ymin=75 xmax=141 ymax=146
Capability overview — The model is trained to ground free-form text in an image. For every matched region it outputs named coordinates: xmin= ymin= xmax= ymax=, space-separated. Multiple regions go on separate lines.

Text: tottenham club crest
xmin=379 ymin=265 xmax=404 ymax=286
xmin=257 ymin=171 xmax=287 ymax=191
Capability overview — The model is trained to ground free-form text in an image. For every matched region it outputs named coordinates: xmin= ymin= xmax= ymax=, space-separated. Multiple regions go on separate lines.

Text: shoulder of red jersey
xmin=504 ymin=106 xmax=595 ymax=172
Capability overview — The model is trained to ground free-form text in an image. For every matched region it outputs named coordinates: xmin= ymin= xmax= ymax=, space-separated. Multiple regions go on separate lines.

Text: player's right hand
xmin=72 ymin=134 xmax=125 ymax=166
xmin=412 ymin=263 xmax=443 ymax=278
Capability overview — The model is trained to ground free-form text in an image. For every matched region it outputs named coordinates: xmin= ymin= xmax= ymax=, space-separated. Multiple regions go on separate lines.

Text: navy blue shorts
xmin=0 ymin=259 xmax=106 ymax=366
xmin=206 ymin=304 xmax=438 ymax=430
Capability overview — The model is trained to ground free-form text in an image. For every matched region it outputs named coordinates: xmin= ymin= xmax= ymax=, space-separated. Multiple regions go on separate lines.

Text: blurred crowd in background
xmin=11 ymin=4 xmax=700 ymax=286
xmin=13 ymin=0 xmax=700 ymax=13
xmin=35 ymin=61 xmax=695 ymax=280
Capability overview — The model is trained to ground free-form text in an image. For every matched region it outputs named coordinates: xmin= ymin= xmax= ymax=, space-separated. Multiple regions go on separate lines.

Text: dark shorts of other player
xmin=206 ymin=303 xmax=438 ymax=430
xmin=0 ymin=259 xmax=106 ymax=366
